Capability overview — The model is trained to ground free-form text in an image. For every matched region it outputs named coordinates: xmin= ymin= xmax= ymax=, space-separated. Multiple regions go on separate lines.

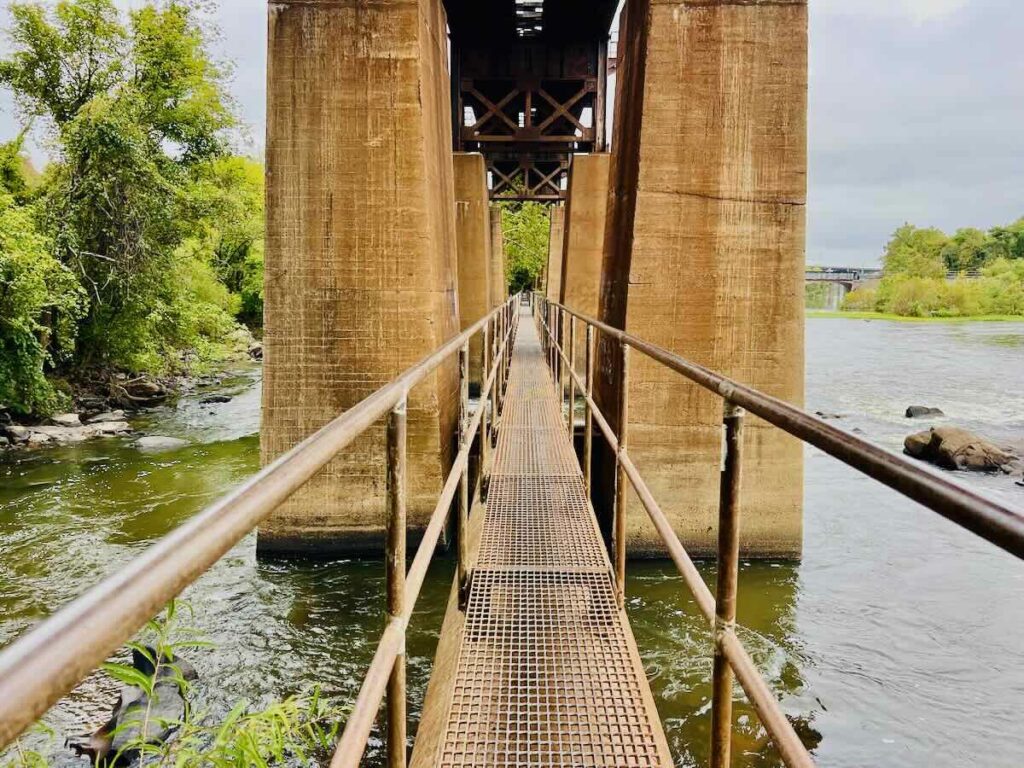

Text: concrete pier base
xmin=259 ymin=0 xmax=460 ymax=556
xmin=454 ymin=153 xmax=492 ymax=386
xmin=595 ymin=0 xmax=808 ymax=558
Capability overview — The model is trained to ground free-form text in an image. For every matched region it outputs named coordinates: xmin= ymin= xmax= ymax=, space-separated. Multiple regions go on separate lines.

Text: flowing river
xmin=2 ymin=318 xmax=1023 ymax=767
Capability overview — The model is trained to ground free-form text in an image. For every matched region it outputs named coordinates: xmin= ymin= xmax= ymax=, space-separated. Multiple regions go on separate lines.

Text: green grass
xmin=807 ymin=310 xmax=1024 ymax=323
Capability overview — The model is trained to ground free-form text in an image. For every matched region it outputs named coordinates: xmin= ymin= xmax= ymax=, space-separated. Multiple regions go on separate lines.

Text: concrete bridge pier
xmin=594 ymin=0 xmax=808 ymax=557
xmin=453 ymin=153 xmax=492 ymax=389
xmin=259 ymin=0 xmax=460 ymax=556
xmin=560 ymin=153 xmax=610 ymax=370
xmin=545 ymin=205 xmax=566 ymax=301
xmin=489 ymin=208 xmax=506 ymax=308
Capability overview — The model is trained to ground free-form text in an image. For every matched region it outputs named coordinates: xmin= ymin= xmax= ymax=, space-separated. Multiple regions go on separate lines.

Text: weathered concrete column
xmin=595 ymin=0 xmax=807 ymax=557
xmin=489 ymin=208 xmax=506 ymax=308
xmin=545 ymin=205 xmax=565 ymax=301
xmin=260 ymin=0 xmax=460 ymax=555
xmin=560 ymin=153 xmax=610 ymax=369
xmin=453 ymin=153 xmax=491 ymax=387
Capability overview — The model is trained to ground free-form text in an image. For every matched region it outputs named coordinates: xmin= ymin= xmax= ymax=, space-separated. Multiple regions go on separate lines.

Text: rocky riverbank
xmin=1 ymin=350 xmax=262 ymax=452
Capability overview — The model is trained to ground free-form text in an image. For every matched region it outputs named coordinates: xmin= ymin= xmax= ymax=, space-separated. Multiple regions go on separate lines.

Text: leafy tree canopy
xmin=0 ymin=0 xmax=262 ymax=414
xmin=500 ymin=200 xmax=550 ymax=294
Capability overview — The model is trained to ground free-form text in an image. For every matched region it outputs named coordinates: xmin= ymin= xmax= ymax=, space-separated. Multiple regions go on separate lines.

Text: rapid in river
xmin=2 ymin=318 xmax=1023 ymax=768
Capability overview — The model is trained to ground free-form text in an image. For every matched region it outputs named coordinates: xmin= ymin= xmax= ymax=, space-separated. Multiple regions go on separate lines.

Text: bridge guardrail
xmin=535 ymin=294 xmax=1024 ymax=768
xmin=0 ymin=294 xmax=522 ymax=768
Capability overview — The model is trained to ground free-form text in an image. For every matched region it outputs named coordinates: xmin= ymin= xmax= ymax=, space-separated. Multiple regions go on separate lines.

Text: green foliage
xmin=804 ymin=283 xmax=830 ymax=310
xmin=0 ymin=601 xmax=345 ymax=768
xmin=882 ymin=224 xmax=947 ymax=278
xmin=0 ymin=0 xmax=263 ymax=413
xmin=842 ymin=218 xmax=1024 ymax=318
xmin=500 ymin=201 xmax=550 ymax=293
xmin=182 ymin=155 xmax=265 ymax=327
xmin=0 ymin=193 xmax=85 ymax=414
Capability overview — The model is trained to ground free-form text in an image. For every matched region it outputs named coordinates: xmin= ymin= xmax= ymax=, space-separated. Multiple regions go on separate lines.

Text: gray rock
xmin=50 ymin=413 xmax=82 ymax=427
xmin=0 ymin=436 xmax=8 ymax=447
xmin=248 ymin=341 xmax=263 ymax=360
xmin=815 ymin=411 xmax=843 ymax=420
xmin=136 ymin=435 xmax=188 ymax=452
xmin=26 ymin=431 xmax=53 ymax=445
xmin=86 ymin=410 xmax=126 ymax=424
xmin=905 ymin=426 xmax=1019 ymax=473
xmin=199 ymin=394 xmax=232 ymax=404
xmin=905 ymin=405 xmax=945 ymax=419
xmin=5 ymin=425 xmax=29 ymax=442
xmin=93 ymin=421 xmax=131 ymax=435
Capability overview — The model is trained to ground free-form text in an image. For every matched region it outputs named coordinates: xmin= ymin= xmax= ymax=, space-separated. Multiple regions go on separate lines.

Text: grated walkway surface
xmin=435 ymin=310 xmax=670 ymax=768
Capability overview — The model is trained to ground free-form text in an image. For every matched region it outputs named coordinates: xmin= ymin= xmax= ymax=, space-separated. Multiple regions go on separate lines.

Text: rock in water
xmin=904 ymin=426 xmax=1019 ymax=473
xmin=199 ymin=394 xmax=232 ymax=404
xmin=71 ymin=647 xmax=198 ymax=765
xmin=87 ymin=410 xmax=127 ymax=424
xmin=906 ymin=405 xmax=945 ymax=418
xmin=50 ymin=413 xmax=82 ymax=427
xmin=136 ymin=436 xmax=188 ymax=452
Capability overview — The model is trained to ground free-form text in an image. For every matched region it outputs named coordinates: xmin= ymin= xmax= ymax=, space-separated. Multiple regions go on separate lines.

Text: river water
xmin=2 ymin=319 xmax=1023 ymax=767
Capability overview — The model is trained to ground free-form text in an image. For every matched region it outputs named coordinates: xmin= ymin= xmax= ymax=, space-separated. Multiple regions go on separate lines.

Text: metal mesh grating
xmin=436 ymin=311 xmax=668 ymax=768
xmin=479 ymin=476 xmax=607 ymax=570
xmin=440 ymin=571 xmax=662 ymax=768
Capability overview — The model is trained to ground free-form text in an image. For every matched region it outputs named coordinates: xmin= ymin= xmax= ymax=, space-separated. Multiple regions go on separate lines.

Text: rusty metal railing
xmin=535 ymin=295 xmax=1024 ymax=768
xmin=0 ymin=295 xmax=520 ymax=766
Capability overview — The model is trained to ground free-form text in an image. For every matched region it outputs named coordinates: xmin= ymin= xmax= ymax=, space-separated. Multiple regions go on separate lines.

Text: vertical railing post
xmin=489 ymin=316 xmax=497 ymax=446
xmin=614 ymin=341 xmax=630 ymax=606
xmin=385 ymin=398 xmax=407 ymax=768
xmin=548 ymin=303 xmax=555 ymax=375
xmin=567 ymin=316 xmax=576 ymax=438
xmin=557 ymin=307 xmax=565 ymax=399
xmin=710 ymin=400 xmax=745 ymax=768
xmin=481 ymin=323 xmax=490 ymax=479
xmin=457 ymin=343 xmax=470 ymax=608
xmin=584 ymin=324 xmax=594 ymax=495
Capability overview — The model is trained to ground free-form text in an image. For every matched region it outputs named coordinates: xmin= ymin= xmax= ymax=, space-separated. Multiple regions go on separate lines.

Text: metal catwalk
xmin=435 ymin=311 xmax=671 ymax=767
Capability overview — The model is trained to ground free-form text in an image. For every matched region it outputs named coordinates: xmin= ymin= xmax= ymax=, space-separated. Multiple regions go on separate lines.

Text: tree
xmin=0 ymin=192 xmax=84 ymax=414
xmin=500 ymin=201 xmax=550 ymax=293
xmin=987 ymin=217 xmax=1024 ymax=262
xmin=0 ymin=0 xmax=238 ymax=372
xmin=882 ymin=224 xmax=947 ymax=278
xmin=940 ymin=228 xmax=988 ymax=273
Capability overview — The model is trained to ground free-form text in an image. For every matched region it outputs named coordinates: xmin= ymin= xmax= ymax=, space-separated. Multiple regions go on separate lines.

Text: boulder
xmin=199 ymin=394 xmax=232 ymax=404
xmin=50 ymin=413 xmax=82 ymax=427
xmin=815 ymin=411 xmax=843 ymax=420
xmin=904 ymin=426 xmax=1019 ymax=473
xmin=904 ymin=430 xmax=931 ymax=458
xmin=92 ymin=421 xmax=132 ymax=436
xmin=4 ymin=425 xmax=29 ymax=443
xmin=122 ymin=378 xmax=169 ymax=406
xmin=136 ymin=435 xmax=188 ymax=452
xmin=906 ymin=405 xmax=945 ymax=419
xmin=0 ymin=436 xmax=8 ymax=448
xmin=248 ymin=342 xmax=263 ymax=361
xmin=26 ymin=431 xmax=53 ymax=445
xmin=87 ymin=410 xmax=126 ymax=424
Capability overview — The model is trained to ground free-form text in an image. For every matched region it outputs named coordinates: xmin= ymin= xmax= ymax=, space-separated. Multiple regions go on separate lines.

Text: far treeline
xmin=0 ymin=0 xmax=265 ymax=418
xmin=840 ymin=220 xmax=1024 ymax=318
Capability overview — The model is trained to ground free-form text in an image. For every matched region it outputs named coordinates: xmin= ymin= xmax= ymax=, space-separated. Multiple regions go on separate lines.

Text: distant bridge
xmin=805 ymin=266 xmax=883 ymax=285
xmin=806 ymin=267 xmax=883 ymax=309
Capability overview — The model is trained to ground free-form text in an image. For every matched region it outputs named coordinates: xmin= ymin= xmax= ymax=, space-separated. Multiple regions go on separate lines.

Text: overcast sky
xmin=2 ymin=0 xmax=1022 ymax=267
